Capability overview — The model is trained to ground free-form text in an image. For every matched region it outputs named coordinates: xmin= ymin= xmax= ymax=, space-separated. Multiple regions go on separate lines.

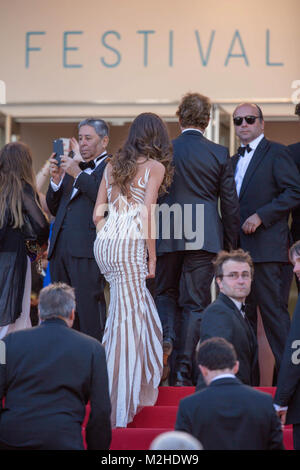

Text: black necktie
xmin=237 ymin=144 xmax=252 ymax=157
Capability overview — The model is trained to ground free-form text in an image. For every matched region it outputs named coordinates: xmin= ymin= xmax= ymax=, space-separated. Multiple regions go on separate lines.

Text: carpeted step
xmin=110 ymin=428 xmax=171 ymax=450
xmin=128 ymin=406 xmax=178 ymax=428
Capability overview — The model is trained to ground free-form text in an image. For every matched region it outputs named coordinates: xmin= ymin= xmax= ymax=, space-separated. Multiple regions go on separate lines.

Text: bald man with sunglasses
xmin=231 ymin=102 xmax=300 ymax=379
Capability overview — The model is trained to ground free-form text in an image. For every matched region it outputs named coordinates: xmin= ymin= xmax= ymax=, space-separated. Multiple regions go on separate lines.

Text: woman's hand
xmin=146 ymin=257 xmax=156 ymax=279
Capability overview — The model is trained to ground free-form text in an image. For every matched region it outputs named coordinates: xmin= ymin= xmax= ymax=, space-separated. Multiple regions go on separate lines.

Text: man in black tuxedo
xmin=175 ymin=337 xmax=284 ymax=450
xmin=231 ymin=103 xmax=300 ymax=375
xmin=47 ymin=119 xmax=109 ymax=341
xmin=289 ymin=103 xmax=300 ymax=245
xmin=274 ymin=240 xmax=300 ymax=450
xmin=155 ymin=92 xmax=240 ymax=386
xmin=0 ymin=283 xmax=111 ymax=450
xmin=196 ymin=249 xmax=259 ymax=390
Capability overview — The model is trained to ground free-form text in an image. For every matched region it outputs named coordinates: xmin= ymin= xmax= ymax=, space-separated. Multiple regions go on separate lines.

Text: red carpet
xmin=82 ymin=386 xmax=294 ymax=450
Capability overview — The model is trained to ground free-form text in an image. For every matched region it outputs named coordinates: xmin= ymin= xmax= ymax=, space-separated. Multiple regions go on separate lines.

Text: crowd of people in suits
xmin=0 ymin=94 xmax=300 ymax=450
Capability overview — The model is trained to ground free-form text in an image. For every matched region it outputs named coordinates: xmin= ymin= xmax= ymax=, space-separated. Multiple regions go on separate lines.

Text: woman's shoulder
xmin=146 ymin=159 xmax=165 ymax=174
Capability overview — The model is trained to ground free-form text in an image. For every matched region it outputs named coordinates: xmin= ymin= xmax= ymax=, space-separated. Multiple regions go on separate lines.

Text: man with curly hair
xmin=155 ymin=92 xmax=240 ymax=386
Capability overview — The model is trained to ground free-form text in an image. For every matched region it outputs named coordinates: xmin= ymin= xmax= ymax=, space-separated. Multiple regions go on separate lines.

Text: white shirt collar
xmin=181 ymin=128 xmax=203 ymax=134
xmin=241 ymin=133 xmax=264 ymax=151
xmin=211 ymin=374 xmax=236 ymax=383
xmin=229 ymin=297 xmax=242 ymax=311
xmin=94 ymin=151 xmax=108 ymax=165
xmin=228 ymin=297 xmax=246 ymax=318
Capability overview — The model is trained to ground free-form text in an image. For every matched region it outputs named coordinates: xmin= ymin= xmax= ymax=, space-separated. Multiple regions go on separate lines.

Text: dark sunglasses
xmin=233 ymin=115 xmax=260 ymax=126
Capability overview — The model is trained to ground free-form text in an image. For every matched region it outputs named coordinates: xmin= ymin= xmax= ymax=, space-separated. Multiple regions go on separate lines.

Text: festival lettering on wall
xmin=25 ymin=29 xmax=284 ymax=69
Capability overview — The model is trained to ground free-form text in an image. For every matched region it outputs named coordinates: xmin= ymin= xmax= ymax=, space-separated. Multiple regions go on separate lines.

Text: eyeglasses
xmin=233 ymin=115 xmax=260 ymax=126
xmin=220 ymin=272 xmax=251 ymax=280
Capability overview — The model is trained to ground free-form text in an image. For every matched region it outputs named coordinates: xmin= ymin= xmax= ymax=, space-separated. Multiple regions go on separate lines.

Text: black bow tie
xmin=237 ymin=144 xmax=252 ymax=157
xmin=79 ymin=160 xmax=96 ymax=171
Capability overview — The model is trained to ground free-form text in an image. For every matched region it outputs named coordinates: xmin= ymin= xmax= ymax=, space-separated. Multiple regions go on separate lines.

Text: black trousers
xmin=50 ymin=229 xmax=106 ymax=342
xmin=293 ymin=423 xmax=300 ymax=450
xmin=155 ymin=250 xmax=215 ymax=380
xmin=246 ymin=262 xmax=292 ymax=373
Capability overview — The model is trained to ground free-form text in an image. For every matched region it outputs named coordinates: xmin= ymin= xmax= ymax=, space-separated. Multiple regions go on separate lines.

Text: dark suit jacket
xmin=274 ymin=295 xmax=300 ymax=425
xmin=0 ymin=318 xmax=111 ymax=450
xmin=197 ymin=293 xmax=259 ymax=389
xmin=232 ymin=138 xmax=300 ymax=262
xmin=157 ymin=130 xmax=240 ymax=254
xmin=176 ymin=377 xmax=284 ymax=450
xmin=46 ymin=158 xmax=107 ymax=259
xmin=289 ymin=142 xmax=300 ymax=242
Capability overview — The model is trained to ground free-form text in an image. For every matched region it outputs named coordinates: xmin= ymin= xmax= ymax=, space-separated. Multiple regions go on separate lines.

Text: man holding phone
xmin=46 ymin=118 xmax=109 ymax=341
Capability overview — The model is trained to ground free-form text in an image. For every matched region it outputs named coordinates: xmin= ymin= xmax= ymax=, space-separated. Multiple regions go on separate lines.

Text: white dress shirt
xmin=229 ymin=297 xmax=245 ymax=318
xmin=51 ymin=152 xmax=108 ymax=200
xmin=211 ymin=373 xmax=236 ymax=383
xmin=234 ymin=134 xmax=264 ymax=197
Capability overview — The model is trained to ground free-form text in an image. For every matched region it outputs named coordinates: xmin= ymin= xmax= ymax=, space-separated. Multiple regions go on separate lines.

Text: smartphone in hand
xmin=53 ymin=139 xmax=64 ymax=167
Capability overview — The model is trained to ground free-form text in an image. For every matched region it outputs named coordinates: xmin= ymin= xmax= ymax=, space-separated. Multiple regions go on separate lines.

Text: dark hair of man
xmin=176 ymin=92 xmax=211 ymax=130
xmin=197 ymin=337 xmax=237 ymax=370
xmin=289 ymin=240 xmax=300 ymax=262
xmin=38 ymin=283 xmax=76 ymax=320
xmin=78 ymin=118 xmax=109 ymax=138
xmin=295 ymin=103 xmax=300 ymax=117
xmin=213 ymin=248 xmax=254 ymax=279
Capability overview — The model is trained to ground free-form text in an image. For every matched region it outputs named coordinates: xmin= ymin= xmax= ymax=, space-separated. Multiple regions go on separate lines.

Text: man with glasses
xmin=231 ymin=103 xmax=300 ymax=379
xmin=46 ymin=119 xmax=109 ymax=341
xmin=196 ymin=249 xmax=259 ymax=390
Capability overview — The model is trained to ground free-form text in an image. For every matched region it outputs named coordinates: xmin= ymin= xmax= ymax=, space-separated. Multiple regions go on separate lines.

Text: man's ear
xmin=216 ymin=276 xmax=222 ymax=289
xmin=69 ymin=309 xmax=75 ymax=322
xmin=233 ymin=361 xmax=239 ymax=375
xmin=102 ymin=135 xmax=109 ymax=149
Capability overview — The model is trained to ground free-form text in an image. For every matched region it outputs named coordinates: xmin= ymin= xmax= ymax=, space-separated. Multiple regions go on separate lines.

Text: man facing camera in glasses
xmin=231 ymin=103 xmax=300 ymax=380
xmin=196 ymin=249 xmax=259 ymax=390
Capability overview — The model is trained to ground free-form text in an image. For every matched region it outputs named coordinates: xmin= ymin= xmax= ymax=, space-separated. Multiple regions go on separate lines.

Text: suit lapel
xmin=218 ymin=293 xmax=254 ymax=340
xmin=238 ymin=137 xmax=270 ymax=200
xmin=218 ymin=294 xmax=258 ymax=384
xmin=63 ymin=174 xmax=75 ymax=207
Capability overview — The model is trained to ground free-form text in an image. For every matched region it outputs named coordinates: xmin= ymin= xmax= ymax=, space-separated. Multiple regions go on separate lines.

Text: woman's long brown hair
xmin=0 ymin=142 xmax=40 ymax=228
xmin=110 ymin=113 xmax=174 ymax=197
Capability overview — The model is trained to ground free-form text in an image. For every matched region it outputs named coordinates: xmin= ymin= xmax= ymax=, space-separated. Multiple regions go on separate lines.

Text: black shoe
xmin=161 ymin=338 xmax=173 ymax=382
